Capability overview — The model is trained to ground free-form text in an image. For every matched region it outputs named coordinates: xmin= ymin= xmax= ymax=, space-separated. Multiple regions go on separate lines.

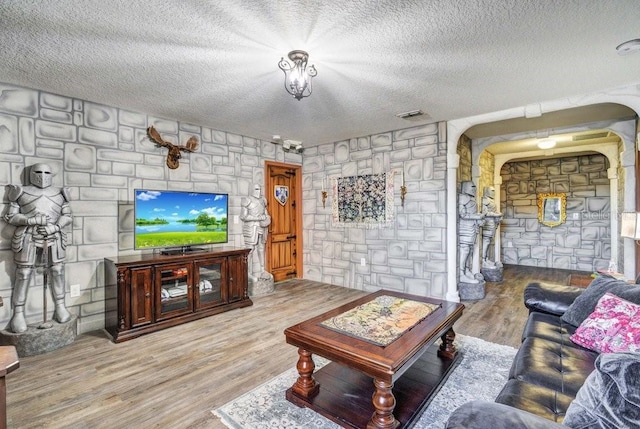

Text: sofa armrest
xmin=524 ymin=282 xmax=583 ymax=316
xmin=445 ymin=401 xmax=566 ymax=429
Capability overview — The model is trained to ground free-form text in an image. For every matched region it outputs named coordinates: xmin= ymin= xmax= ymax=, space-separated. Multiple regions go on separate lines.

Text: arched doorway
xmin=444 ymin=86 xmax=640 ymax=302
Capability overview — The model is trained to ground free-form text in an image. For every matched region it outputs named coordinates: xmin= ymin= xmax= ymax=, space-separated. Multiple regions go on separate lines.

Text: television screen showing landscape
xmin=134 ymin=189 xmax=228 ymax=249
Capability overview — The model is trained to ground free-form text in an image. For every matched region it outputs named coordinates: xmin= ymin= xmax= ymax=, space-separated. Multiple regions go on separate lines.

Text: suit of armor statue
xmin=481 ymin=186 xmax=503 ymax=268
xmin=240 ymin=184 xmax=271 ymax=280
xmin=458 ymin=181 xmax=485 ymax=283
xmin=4 ymin=163 xmax=72 ymax=333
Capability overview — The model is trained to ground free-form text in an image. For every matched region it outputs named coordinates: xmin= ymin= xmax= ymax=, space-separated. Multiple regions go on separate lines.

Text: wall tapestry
xmin=331 ymin=172 xmax=395 ymax=228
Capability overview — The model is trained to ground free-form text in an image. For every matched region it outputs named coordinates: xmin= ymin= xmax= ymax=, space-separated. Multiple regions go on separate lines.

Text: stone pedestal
xmin=481 ymin=263 xmax=504 ymax=282
xmin=459 ymin=277 xmax=486 ymax=300
xmin=0 ymin=315 xmax=77 ymax=357
xmin=249 ymin=271 xmax=274 ymax=296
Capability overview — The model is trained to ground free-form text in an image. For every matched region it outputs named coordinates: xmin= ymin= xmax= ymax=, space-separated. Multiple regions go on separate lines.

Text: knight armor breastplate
xmin=244 ymin=197 xmax=265 ymax=218
xmin=16 ymin=188 xmax=66 ymax=224
xmin=6 ymin=185 xmax=71 ymax=263
xmin=459 ymin=195 xmax=481 ymax=244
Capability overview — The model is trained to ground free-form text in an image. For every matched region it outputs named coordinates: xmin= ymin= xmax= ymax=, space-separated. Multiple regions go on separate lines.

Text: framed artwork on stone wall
xmin=331 ymin=173 xmax=395 ymax=228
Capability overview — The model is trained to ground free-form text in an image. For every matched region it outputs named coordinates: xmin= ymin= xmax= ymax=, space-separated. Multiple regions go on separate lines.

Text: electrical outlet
xmin=234 ymin=215 xmax=239 ymax=224
xmin=70 ymin=284 xmax=81 ymax=298
xmin=360 ymin=258 xmax=366 ymax=266
xmin=506 ymin=241 xmax=513 ymax=248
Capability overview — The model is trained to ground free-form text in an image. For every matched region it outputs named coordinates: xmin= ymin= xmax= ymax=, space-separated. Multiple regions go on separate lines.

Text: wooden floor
xmin=6 ymin=265 xmax=586 ymax=428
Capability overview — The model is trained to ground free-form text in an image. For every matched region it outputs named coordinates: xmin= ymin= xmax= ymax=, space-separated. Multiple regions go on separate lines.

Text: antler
xmin=146 ymin=126 xmax=199 ymax=169
xmin=147 ymin=126 xmax=171 ymax=148
xmin=182 ymin=136 xmax=198 ymax=152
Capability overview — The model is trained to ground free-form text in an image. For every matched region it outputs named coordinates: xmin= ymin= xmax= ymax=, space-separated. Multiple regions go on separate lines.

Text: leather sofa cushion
xmin=495 ymin=379 xmax=575 ymax=423
xmin=524 ymin=282 xmax=584 ymax=316
xmin=445 ymin=400 xmax=566 ymax=429
xmin=521 ymin=311 xmax=578 ymax=345
xmin=509 ymin=337 xmax=598 ymax=396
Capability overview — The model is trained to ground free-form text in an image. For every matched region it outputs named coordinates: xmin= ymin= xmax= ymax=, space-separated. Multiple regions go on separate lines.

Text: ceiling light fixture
xmin=278 ymin=50 xmax=317 ymax=100
xmin=616 ymin=39 xmax=640 ymax=55
xmin=537 ymin=139 xmax=556 ymax=150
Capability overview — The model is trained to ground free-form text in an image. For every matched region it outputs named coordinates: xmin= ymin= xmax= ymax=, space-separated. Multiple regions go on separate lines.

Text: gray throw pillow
xmin=561 ymin=276 xmax=640 ymax=327
xmin=563 ymin=352 xmax=640 ymax=429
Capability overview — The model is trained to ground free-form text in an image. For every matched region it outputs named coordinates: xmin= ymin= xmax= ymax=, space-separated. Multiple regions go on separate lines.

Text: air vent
xmin=572 ymin=132 xmax=609 ymax=141
xmin=396 ymin=109 xmax=430 ymax=122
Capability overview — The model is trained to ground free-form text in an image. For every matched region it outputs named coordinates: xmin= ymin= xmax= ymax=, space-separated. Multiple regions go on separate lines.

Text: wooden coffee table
xmin=284 ymin=290 xmax=465 ymax=429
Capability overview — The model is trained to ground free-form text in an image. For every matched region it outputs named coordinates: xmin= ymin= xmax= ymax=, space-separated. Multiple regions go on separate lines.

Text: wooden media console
xmin=104 ymin=248 xmax=251 ymax=342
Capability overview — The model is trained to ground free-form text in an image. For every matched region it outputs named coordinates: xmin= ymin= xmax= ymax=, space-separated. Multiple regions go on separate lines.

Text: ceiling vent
xmin=396 ymin=110 xmax=430 ymax=122
xmin=572 ymin=131 xmax=609 ymax=141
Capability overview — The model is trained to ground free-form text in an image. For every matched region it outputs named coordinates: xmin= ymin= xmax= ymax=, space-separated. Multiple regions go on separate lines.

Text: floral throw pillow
xmin=570 ymin=292 xmax=640 ymax=353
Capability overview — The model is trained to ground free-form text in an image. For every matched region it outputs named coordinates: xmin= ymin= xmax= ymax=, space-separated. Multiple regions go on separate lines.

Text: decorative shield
xmin=274 ymin=185 xmax=289 ymax=206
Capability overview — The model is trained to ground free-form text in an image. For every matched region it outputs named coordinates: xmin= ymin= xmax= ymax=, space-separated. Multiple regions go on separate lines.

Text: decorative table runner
xmin=320 ymin=295 xmax=440 ymax=346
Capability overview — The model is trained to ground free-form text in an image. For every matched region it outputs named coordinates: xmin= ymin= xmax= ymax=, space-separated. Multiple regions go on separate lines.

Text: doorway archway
xmin=444 ymin=85 xmax=640 ymax=302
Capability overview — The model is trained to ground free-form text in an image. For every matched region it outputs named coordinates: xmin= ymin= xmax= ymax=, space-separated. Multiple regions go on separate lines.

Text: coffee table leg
xmin=367 ymin=378 xmax=399 ymax=429
xmin=291 ymin=348 xmax=320 ymax=398
xmin=438 ymin=327 xmax=457 ymax=360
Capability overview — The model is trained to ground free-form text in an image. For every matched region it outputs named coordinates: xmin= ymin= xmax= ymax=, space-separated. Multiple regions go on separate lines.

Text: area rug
xmin=213 ymin=335 xmax=517 ymax=428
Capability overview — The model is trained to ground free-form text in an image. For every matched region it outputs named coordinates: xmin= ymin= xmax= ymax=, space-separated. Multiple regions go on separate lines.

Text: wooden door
xmin=265 ymin=162 xmax=302 ymax=282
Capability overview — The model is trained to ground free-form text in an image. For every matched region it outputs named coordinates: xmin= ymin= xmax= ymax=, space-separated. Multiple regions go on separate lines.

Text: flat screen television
xmin=134 ymin=189 xmax=228 ymax=252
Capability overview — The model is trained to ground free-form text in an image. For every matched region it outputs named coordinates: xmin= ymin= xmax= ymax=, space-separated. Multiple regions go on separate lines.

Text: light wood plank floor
xmin=6 ymin=265 xmax=587 ymax=428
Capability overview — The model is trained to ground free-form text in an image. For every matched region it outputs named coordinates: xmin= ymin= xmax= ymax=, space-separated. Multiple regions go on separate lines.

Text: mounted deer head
xmin=147 ymin=126 xmax=198 ymax=169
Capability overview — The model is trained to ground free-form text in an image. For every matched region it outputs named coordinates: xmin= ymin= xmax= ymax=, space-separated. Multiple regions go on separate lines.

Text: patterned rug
xmin=213 ymin=335 xmax=517 ymax=429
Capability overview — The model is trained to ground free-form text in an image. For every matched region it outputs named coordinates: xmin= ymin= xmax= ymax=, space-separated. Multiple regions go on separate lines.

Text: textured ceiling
xmin=1 ymin=0 xmax=640 ymax=147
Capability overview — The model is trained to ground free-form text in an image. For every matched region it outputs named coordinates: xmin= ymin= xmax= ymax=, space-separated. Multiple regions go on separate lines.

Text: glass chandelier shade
xmin=278 ymin=50 xmax=317 ymax=100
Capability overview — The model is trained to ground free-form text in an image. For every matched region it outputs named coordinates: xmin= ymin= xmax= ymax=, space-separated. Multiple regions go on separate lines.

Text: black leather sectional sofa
xmin=494 ymin=281 xmax=595 ymax=422
xmin=445 ymin=279 xmax=632 ymax=428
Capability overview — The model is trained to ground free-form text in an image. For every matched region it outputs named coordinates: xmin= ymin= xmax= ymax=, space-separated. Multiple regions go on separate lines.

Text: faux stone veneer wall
xmin=302 ymin=123 xmax=448 ymax=297
xmin=0 ymin=82 xmax=302 ymax=334
xmin=500 ymin=154 xmax=611 ymax=271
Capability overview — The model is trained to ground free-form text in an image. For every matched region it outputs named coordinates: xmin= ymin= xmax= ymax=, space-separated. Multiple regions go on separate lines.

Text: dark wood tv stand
xmin=104 ymin=247 xmax=252 ymax=342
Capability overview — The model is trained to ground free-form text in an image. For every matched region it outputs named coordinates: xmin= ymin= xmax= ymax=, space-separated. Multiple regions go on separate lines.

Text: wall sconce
xmin=278 ymin=50 xmax=317 ymax=100
xmin=399 ymin=169 xmax=407 ymax=207
xmin=321 ymin=177 xmax=328 ymax=208
xmin=621 ymin=212 xmax=640 ymax=244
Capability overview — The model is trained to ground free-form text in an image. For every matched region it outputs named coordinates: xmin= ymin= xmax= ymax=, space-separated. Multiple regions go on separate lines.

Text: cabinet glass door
xmin=195 ymin=257 xmax=226 ymax=310
xmin=156 ymin=263 xmax=192 ymax=320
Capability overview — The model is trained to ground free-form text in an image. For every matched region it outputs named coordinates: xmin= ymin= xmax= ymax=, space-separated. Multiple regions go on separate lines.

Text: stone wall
xmin=500 ymin=154 xmax=611 ymax=271
xmin=302 ymin=123 xmax=448 ymax=297
xmin=0 ymin=82 xmax=302 ymax=334
xmin=478 ymin=150 xmax=495 ymax=197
